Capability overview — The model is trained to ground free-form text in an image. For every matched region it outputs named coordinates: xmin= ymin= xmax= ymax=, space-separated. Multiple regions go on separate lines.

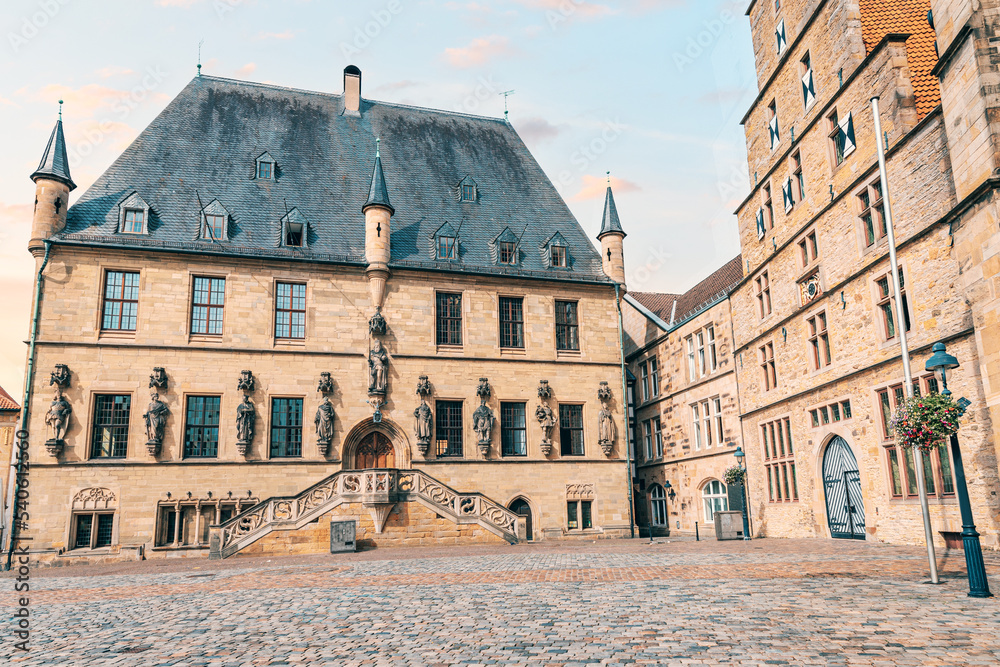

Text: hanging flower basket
xmin=889 ymin=392 xmax=962 ymax=452
xmin=723 ymin=465 xmax=745 ymax=487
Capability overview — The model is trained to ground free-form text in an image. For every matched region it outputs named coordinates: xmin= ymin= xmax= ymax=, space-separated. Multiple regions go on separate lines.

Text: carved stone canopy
xmin=238 ymin=370 xmax=256 ymax=392
xmin=476 ymin=377 xmax=492 ymax=402
xmin=318 ymin=372 xmax=335 ymax=394
xmin=415 ymin=375 xmax=432 ymax=398
xmin=566 ymin=483 xmax=595 ymax=500
xmin=597 ymin=381 xmax=612 ymax=403
xmin=50 ymin=364 xmax=71 ymax=390
xmin=149 ymin=367 xmax=168 ymax=389
xmin=72 ymin=487 xmax=117 ymax=509
xmin=369 ymin=309 xmax=387 ymax=336
xmin=537 ymin=380 xmax=553 ymax=400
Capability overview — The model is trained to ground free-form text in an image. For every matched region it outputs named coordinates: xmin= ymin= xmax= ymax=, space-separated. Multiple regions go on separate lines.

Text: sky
xmin=0 ymin=0 xmax=757 ymax=398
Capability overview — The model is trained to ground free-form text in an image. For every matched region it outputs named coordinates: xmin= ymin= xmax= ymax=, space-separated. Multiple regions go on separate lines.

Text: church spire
xmin=30 ymin=101 xmax=76 ymax=191
xmin=363 ymin=137 xmax=394 ymax=215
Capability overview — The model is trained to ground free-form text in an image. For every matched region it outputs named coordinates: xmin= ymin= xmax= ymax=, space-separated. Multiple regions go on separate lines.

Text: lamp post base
xmin=962 ymin=526 xmax=993 ymax=598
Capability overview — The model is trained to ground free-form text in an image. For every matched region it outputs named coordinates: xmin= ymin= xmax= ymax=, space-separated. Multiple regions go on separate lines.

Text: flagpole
xmin=870 ymin=96 xmax=939 ymax=584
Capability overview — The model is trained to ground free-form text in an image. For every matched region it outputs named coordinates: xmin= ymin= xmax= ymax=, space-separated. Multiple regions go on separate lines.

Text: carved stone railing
xmin=208 ymin=469 xmax=521 ymax=559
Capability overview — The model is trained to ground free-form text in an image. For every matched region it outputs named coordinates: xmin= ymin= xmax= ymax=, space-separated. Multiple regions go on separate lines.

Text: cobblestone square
xmin=3 ymin=538 xmax=999 ymax=666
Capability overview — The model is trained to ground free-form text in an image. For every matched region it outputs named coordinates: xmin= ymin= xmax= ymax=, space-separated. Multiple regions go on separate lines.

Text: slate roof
xmin=630 ymin=254 xmax=743 ymax=329
xmin=598 ymin=185 xmax=625 ymax=238
xmin=0 ymin=384 xmax=20 ymax=412
xmin=858 ymin=0 xmax=940 ymax=119
xmin=31 ymin=118 xmax=76 ymax=190
xmin=56 ymin=76 xmax=608 ymax=283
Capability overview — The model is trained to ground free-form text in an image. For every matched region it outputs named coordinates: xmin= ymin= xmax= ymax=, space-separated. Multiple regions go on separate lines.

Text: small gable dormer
xmin=489 ymin=226 xmax=520 ymax=266
xmin=457 ymin=176 xmax=477 ymax=203
xmin=199 ymin=199 xmax=230 ymax=242
xmin=255 ymin=151 xmax=276 ymax=180
xmin=431 ymin=221 xmax=460 ymax=261
xmin=540 ymin=231 xmax=571 ymax=269
xmin=117 ymin=191 xmax=150 ymax=235
xmin=280 ymin=207 xmax=308 ymax=248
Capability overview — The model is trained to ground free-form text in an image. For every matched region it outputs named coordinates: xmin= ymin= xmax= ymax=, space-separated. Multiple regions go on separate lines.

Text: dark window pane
xmin=74 ymin=514 xmax=93 ymax=549
xmin=581 ymin=500 xmax=593 ymax=529
xmin=191 ymin=277 xmax=225 ymax=335
xmin=436 ymin=293 xmax=463 ymax=346
xmin=102 ymin=271 xmax=140 ymax=331
xmin=91 ymin=394 xmax=131 ymax=458
xmin=567 ymin=501 xmax=578 ymax=530
xmin=95 ymin=514 xmax=114 ymax=548
xmin=555 ymin=300 xmax=579 ymax=351
xmin=435 ymin=401 xmax=463 ymax=457
xmin=270 ymin=398 xmax=303 ymax=457
xmin=938 ymin=444 xmax=955 ymax=495
xmin=559 ymin=404 xmax=584 ymax=456
xmin=501 ymin=402 xmax=527 ymax=457
xmin=499 ymin=297 xmax=524 ymax=348
xmin=184 ymin=396 xmax=221 ymax=458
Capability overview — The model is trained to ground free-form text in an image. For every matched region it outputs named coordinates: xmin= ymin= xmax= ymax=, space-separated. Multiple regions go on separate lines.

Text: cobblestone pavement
xmin=4 ymin=538 xmax=999 ymax=666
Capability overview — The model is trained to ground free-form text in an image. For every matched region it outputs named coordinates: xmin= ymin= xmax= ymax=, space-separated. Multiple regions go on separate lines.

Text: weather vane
xmin=197 ymin=39 xmax=204 ymax=77
xmin=500 ymin=89 xmax=515 ymax=121
xmin=376 ymin=136 xmax=380 ymax=157
xmin=58 ymin=99 xmax=63 ymax=120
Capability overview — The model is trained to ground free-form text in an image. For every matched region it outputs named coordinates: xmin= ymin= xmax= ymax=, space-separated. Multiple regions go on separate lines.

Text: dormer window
xmin=116 ymin=192 xmax=150 ymax=235
xmin=458 ymin=176 xmax=477 ymax=202
xmin=551 ymin=245 xmax=567 ymax=268
xmin=499 ymin=242 xmax=516 ymax=264
xmin=280 ymin=208 xmax=308 ymax=248
xmin=255 ymin=151 xmax=276 ymax=181
xmin=199 ymin=199 xmax=230 ymax=241
xmin=123 ymin=209 xmax=145 ymax=234
xmin=438 ymin=236 xmax=457 ymax=259
xmin=490 ymin=227 xmax=520 ymax=266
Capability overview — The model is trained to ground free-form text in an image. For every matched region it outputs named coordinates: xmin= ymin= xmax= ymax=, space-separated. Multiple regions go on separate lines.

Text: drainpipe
xmin=616 ymin=283 xmax=636 ymax=538
xmin=4 ymin=241 xmax=51 ymax=570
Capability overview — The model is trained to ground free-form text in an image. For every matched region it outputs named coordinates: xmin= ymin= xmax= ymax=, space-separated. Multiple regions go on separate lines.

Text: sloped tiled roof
xmin=630 ymin=254 xmax=743 ymax=327
xmin=0 ymin=385 xmax=20 ymax=412
xmin=56 ymin=76 xmax=607 ymax=283
xmin=859 ymin=0 xmax=941 ymax=119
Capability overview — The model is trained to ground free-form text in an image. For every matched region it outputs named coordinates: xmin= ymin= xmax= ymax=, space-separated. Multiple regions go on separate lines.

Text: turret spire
xmin=597 ymin=179 xmax=624 ymax=239
xmin=363 ymin=137 xmax=394 ymax=214
xmin=30 ymin=102 xmax=76 ymax=191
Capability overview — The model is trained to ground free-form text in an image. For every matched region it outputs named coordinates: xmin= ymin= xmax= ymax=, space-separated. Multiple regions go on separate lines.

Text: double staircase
xmin=208 ymin=469 xmax=523 ymax=559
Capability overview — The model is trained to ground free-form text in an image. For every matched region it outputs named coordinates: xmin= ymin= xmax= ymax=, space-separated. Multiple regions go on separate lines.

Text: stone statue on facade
xmin=472 ymin=378 xmax=494 ymax=458
xmin=536 ymin=379 xmax=555 ymax=456
xmin=44 ymin=388 xmax=72 ymax=456
xmin=315 ymin=396 xmax=335 ymax=456
xmin=597 ymin=381 xmax=616 ymax=457
xmin=368 ymin=339 xmax=388 ymax=394
xmin=143 ymin=390 xmax=170 ymax=456
xmin=236 ymin=395 xmax=256 ymax=456
xmin=414 ymin=375 xmax=433 ymax=456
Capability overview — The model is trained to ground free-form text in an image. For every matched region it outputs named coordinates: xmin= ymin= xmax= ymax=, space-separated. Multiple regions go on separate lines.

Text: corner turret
xmin=29 ymin=103 xmax=75 ymax=257
xmin=364 ymin=139 xmax=394 ymax=310
xmin=597 ymin=179 xmax=626 ymax=289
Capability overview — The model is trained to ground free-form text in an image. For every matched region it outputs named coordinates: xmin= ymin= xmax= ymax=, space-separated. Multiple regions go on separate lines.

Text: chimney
xmin=344 ymin=65 xmax=361 ymax=115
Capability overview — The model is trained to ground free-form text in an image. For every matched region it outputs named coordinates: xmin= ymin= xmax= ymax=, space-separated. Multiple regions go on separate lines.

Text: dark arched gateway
xmin=508 ymin=498 xmax=533 ymax=541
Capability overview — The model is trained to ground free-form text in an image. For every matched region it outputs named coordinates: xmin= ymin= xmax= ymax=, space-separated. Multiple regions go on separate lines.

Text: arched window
xmin=702 ymin=479 xmax=728 ymax=521
xmin=649 ymin=484 xmax=666 ymax=527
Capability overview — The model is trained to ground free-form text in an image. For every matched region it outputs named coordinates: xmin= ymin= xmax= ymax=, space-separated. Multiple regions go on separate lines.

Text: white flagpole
xmin=870 ymin=96 xmax=939 ymax=584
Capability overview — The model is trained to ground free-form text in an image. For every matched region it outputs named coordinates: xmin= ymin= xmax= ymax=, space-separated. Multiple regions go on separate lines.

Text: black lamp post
xmin=734 ymin=446 xmax=751 ymax=541
xmin=925 ymin=342 xmax=993 ymax=598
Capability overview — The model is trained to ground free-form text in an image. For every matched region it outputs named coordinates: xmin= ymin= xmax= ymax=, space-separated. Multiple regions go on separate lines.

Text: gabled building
xmin=7 ymin=68 xmax=636 ymax=562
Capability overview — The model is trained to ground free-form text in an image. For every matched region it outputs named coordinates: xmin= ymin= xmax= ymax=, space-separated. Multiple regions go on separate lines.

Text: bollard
xmin=695 ymin=521 xmax=699 ymax=541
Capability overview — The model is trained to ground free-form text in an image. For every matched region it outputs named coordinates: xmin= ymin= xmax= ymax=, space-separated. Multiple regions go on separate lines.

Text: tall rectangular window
xmin=501 ymin=402 xmax=527 ymax=457
xmin=692 ymin=403 xmax=702 ymax=450
xmin=858 ymin=180 xmax=887 ymax=248
xmin=640 ymin=361 xmax=650 ymax=402
xmin=567 ymin=500 xmax=593 ymax=530
xmin=275 ymin=282 xmax=306 ymax=339
xmin=269 ymin=398 xmax=303 ymax=458
xmin=876 ymin=268 xmax=911 ymax=341
xmin=801 ymin=52 xmax=816 ymax=108
xmin=699 ymin=399 xmax=714 ymax=448
xmin=550 ymin=245 xmax=568 ymax=267
xmin=436 ymin=292 xmax=463 ymax=346
xmin=654 ymin=418 xmax=664 ymax=458
xmin=435 ymin=401 xmax=463 ymax=457
xmin=648 ymin=357 xmax=659 ymax=398
xmin=499 ymin=296 xmax=524 ymax=349
xmin=767 ymin=100 xmax=780 ymax=150
xmin=760 ymin=342 xmax=777 ymax=391
xmin=643 ymin=419 xmax=653 ymax=460
xmin=763 ymin=184 xmax=774 ymax=229
xmin=102 ymin=271 xmax=140 ymax=331
xmin=184 ymin=396 xmax=221 ymax=458
xmin=707 ymin=325 xmax=718 ymax=372
xmin=755 ymin=271 xmax=772 ymax=319
xmin=713 ymin=397 xmax=724 ymax=445
xmin=499 ymin=242 xmax=517 ymax=265
xmin=829 ymin=109 xmax=855 ymax=166
xmin=807 ymin=311 xmax=831 ymax=369
xmin=686 ymin=336 xmax=697 ymax=380
xmin=91 ymin=394 xmax=131 ymax=459
xmin=555 ymin=300 xmax=579 ymax=351
xmin=696 ymin=331 xmax=707 ymax=376
xmin=204 ymin=214 xmax=226 ymax=241
xmin=791 ymin=151 xmax=805 ymax=201
xmin=762 ymin=416 xmax=797 ymax=502
xmin=191 ymin=277 xmax=225 ymax=336
xmin=799 ymin=230 xmax=818 ymax=266
xmin=559 ymin=404 xmax=584 ymax=456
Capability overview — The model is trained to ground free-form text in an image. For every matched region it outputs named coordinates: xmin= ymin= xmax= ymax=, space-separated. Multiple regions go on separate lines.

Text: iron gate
xmin=822 ymin=436 xmax=866 ymax=540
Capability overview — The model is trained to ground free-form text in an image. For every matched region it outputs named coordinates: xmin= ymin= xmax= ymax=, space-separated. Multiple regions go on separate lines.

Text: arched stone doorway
xmin=355 ymin=432 xmax=395 ymax=469
xmin=822 ymin=436 xmax=866 ymax=540
xmin=508 ymin=497 xmax=533 ymax=541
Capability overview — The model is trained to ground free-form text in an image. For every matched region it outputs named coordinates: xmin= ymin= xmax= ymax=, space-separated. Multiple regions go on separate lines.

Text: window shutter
xmin=769 ymin=115 xmax=780 ymax=150
xmin=801 ymin=70 xmax=816 ymax=108
xmin=839 ymin=112 xmax=856 ymax=157
xmin=756 ymin=208 xmax=766 ymax=240
xmin=783 ymin=178 xmax=794 ymax=212
xmin=776 ymin=20 xmax=787 ymax=54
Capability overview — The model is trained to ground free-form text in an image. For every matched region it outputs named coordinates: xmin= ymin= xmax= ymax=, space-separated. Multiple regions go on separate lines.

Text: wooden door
xmin=355 ymin=432 xmax=395 ymax=469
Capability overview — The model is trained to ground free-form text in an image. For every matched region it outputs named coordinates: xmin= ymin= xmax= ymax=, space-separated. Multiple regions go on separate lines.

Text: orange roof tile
xmin=859 ymin=0 xmax=941 ymax=119
xmin=0 ymin=384 xmax=19 ymax=412
xmin=630 ymin=255 xmax=743 ymax=326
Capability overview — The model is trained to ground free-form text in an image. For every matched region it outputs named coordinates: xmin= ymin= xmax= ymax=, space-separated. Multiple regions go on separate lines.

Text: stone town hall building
xmin=5 ymin=68 xmax=634 ymax=562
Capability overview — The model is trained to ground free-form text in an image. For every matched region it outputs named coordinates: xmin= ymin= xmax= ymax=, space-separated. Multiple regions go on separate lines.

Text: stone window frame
xmin=827 ymin=108 xmax=856 ymax=169
xmin=100 ymin=268 xmax=140 ymax=333
xmin=182 ymin=394 xmax=222 ymax=459
xmin=649 ymin=483 xmax=667 ymax=527
xmin=498 ymin=294 xmax=525 ymax=350
xmin=855 ymin=178 xmax=888 ymax=253
xmin=189 ymin=274 xmax=227 ymax=338
xmin=754 ymin=269 xmax=772 ymax=320
xmin=759 ymin=340 xmax=777 ymax=391
xmin=499 ymin=401 xmax=527 ymax=457
xmin=435 ymin=290 xmax=464 ymax=349
xmin=67 ymin=487 xmax=118 ymax=552
xmin=701 ymin=479 xmax=728 ymax=522
xmin=642 ymin=418 xmax=653 ymax=461
xmin=691 ymin=396 xmax=721 ymax=451
xmin=775 ymin=18 xmax=787 ymax=55
xmin=808 ymin=397 xmax=853 ymax=429
xmin=654 ymin=416 xmax=664 ymax=459
xmin=89 ymin=392 xmax=133 ymax=460
xmin=871 ymin=265 xmax=911 ymax=345
xmin=268 ymin=396 xmax=304 ymax=459
xmin=274 ymin=280 xmax=307 ymax=341
xmin=761 ymin=183 xmax=774 ymax=231
xmin=791 ymin=150 xmax=805 ymax=202
xmin=805 ymin=309 xmax=832 ymax=371
xmin=565 ymin=483 xmax=596 ymax=531
xmin=434 ymin=399 xmax=464 ymax=458
xmin=154 ymin=493 xmax=259 ymax=549
xmin=558 ymin=404 xmax=585 ymax=456
xmin=797 ymin=228 xmax=819 ymax=269
xmin=760 ymin=416 xmax=798 ymax=503
xmin=554 ymin=298 xmax=580 ymax=353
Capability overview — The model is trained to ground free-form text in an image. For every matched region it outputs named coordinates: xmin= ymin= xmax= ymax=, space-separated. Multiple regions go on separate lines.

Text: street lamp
xmin=925 ymin=342 xmax=993 ymax=598
xmin=734 ymin=446 xmax=751 ymax=541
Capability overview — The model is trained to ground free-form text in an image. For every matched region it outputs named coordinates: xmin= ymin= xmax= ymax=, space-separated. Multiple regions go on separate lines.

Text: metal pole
xmin=740 ymin=464 xmax=751 ymax=541
xmin=871 ymin=97 xmax=939 ymax=584
xmin=948 ymin=432 xmax=993 ymax=597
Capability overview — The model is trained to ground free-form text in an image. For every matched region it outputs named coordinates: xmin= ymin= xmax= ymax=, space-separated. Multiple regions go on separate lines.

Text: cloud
xmin=96 ymin=67 xmax=136 ymax=79
xmin=234 ymin=63 xmax=257 ymax=77
xmin=256 ymin=30 xmax=296 ymax=40
xmin=443 ymin=35 xmax=513 ymax=68
xmin=156 ymin=0 xmax=204 ymax=6
xmin=514 ymin=116 xmax=560 ymax=144
xmin=697 ymin=87 xmax=753 ymax=107
xmin=572 ymin=174 xmax=640 ymax=201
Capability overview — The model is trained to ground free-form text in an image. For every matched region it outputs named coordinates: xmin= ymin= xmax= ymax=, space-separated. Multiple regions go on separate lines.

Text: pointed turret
xmin=29 ymin=105 xmax=75 ymax=257
xmin=364 ymin=140 xmax=394 ymax=310
xmin=597 ymin=179 xmax=627 ymax=288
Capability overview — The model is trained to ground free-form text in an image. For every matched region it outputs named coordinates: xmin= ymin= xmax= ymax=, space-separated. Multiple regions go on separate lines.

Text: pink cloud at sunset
xmin=572 ymin=174 xmax=640 ymax=201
